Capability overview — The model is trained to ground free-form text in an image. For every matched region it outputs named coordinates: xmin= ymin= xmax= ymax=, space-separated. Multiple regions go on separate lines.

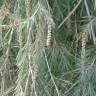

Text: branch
xmin=0 ymin=23 xmax=18 ymax=29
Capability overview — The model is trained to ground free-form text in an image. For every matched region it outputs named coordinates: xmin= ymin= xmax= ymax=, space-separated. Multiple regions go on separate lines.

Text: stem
xmin=58 ymin=0 xmax=82 ymax=29
xmin=44 ymin=50 xmax=60 ymax=96
xmin=84 ymin=0 xmax=95 ymax=44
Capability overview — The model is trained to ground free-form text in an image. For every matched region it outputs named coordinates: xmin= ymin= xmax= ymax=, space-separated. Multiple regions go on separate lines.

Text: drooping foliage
xmin=0 ymin=0 xmax=96 ymax=96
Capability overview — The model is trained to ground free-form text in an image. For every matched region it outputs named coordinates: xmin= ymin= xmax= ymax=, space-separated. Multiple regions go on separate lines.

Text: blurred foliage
xmin=0 ymin=0 xmax=96 ymax=96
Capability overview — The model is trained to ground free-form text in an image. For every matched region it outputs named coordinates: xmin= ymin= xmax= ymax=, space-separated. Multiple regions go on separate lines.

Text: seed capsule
xmin=46 ymin=21 xmax=52 ymax=47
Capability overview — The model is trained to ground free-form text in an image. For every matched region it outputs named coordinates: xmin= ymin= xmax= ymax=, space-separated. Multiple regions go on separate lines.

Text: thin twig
xmin=44 ymin=50 xmax=60 ymax=96
xmin=58 ymin=0 xmax=82 ymax=29
xmin=64 ymin=82 xmax=78 ymax=95
xmin=84 ymin=0 xmax=96 ymax=44
xmin=0 ymin=23 xmax=18 ymax=29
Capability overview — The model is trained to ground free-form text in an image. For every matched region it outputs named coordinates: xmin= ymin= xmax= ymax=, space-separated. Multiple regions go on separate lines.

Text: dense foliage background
xmin=0 ymin=0 xmax=96 ymax=96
